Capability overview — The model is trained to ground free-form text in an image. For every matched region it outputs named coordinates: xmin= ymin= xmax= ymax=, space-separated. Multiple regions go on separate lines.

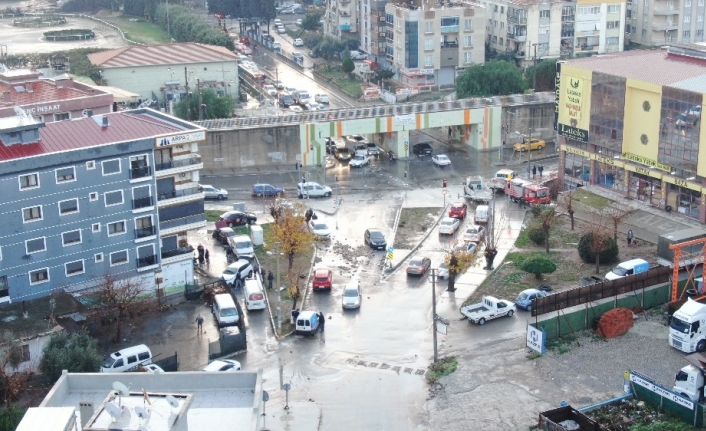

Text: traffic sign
xmin=387 ymin=246 xmax=394 ymax=253
xmin=442 ymin=189 xmax=447 ymax=195
xmin=387 ymin=252 xmax=394 ymax=260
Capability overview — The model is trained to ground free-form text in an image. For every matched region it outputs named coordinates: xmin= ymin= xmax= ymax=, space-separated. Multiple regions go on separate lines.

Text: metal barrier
xmin=154 ymin=351 xmax=179 ymax=371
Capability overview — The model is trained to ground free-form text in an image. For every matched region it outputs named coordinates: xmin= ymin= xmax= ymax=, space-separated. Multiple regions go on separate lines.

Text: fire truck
xmin=505 ymin=178 xmax=552 ymax=205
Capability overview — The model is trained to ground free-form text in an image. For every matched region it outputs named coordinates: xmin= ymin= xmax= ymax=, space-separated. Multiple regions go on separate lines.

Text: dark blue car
xmin=252 ymin=183 xmax=284 ymax=197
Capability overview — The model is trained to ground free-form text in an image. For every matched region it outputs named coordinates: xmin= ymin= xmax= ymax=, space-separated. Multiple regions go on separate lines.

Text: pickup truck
xmin=460 ymin=296 xmax=516 ymax=325
xmin=463 ymin=175 xmax=493 ymax=203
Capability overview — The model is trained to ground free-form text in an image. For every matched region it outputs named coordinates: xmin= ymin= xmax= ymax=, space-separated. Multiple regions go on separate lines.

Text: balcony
xmin=161 ymin=245 xmax=194 ymax=265
xmin=158 ymin=186 xmax=201 ymax=202
xmin=508 ymin=32 xmax=527 ymax=42
xmin=137 ymin=255 xmax=157 ymax=270
xmin=159 ymin=214 xmax=206 ymax=235
xmin=508 ymin=16 xmax=527 ymax=25
xmin=132 ymin=196 xmax=154 ymax=210
xmin=340 ymin=24 xmax=351 ymax=31
xmin=561 ymin=14 xmax=575 ymax=22
xmin=154 ymin=155 xmax=203 ymax=178
xmin=653 ymin=7 xmax=679 ymax=14
xmin=135 ymin=226 xmax=156 ymax=239
xmin=440 ymin=25 xmax=459 ymax=33
xmin=652 ymin=21 xmax=678 ymax=30
xmin=129 ymin=166 xmax=152 ymax=180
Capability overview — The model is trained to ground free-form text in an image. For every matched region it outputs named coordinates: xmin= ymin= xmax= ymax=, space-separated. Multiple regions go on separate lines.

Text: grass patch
xmin=573 ymin=188 xmax=612 ymax=210
xmin=315 ymin=66 xmax=363 ymax=98
xmin=205 ymin=210 xmax=222 ymax=222
xmin=394 ymin=207 xmax=443 ymax=249
xmin=546 ymin=335 xmax=576 ymax=354
xmin=100 ymin=16 xmax=171 ymax=44
xmin=426 ymin=356 xmax=458 ymax=384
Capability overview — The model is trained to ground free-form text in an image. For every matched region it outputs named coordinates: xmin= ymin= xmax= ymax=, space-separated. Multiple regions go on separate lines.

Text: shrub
xmin=341 ymin=57 xmax=355 ymax=74
xmin=519 ymin=255 xmax=557 ymax=279
xmin=526 ymin=224 xmax=546 ymax=245
xmin=577 ymin=232 xmax=619 ymax=264
xmin=39 ymin=330 xmax=102 ymax=383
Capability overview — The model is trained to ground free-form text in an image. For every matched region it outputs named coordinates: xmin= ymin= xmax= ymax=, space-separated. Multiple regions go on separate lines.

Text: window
xmin=607 ymin=20 xmax=620 ymax=29
xmin=55 ymin=167 xmax=75 ymax=183
xmin=607 ymin=37 xmax=619 ymax=45
xmin=492 ymin=35 xmax=497 ymax=43
xmin=0 ymin=276 xmax=7 ymax=296
xmin=699 ymin=15 xmax=703 ymax=21
xmin=500 ymin=6 xmax=504 ymax=12
xmin=110 ymin=250 xmax=129 ymax=266
xmin=642 ymin=29 xmax=647 ymax=38
xmin=700 ymin=0 xmax=704 ymax=5
xmin=53 ymin=113 xmax=69 ymax=121
xmin=698 ymin=29 xmax=703 ymax=36
xmin=105 ymin=190 xmax=124 ymax=206
xmin=22 ymin=206 xmax=42 ymax=223
xmin=62 ymin=230 xmax=82 ymax=246
xmin=494 ymin=20 xmax=497 ymax=27
xmin=92 ymin=223 xmax=101 ymax=233
xmin=86 ymin=161 xmax=96 ymax=170
xmin=644 ymin=0 xmax=648 ymax=5
xmin=578 ymin=5 xmax=601 ymax=13
xmin=608 ymin=4 xmax=620 ymax=12
xmin=464 ymin=52 xmax=473 ymax=63
xmin=465 ymin=35 xmax=473 ymax=47
xmin=89 ymin=192 xmax=98 ymax=201
xmin=539 ymin=10 xmax=550 ymax=17
xmin=686 ymin=0 xmax=692 ymax=5
xmin=108 ymin=221 xmax=126 ymax=236
xmin=58 ymin=198 xmax=79 ymax=215
xmin=685 ymin=15 xmax=691 ymax=22
xmin=129 ymin=155 xmax=150 ymax=179
xmin=424 ymin=55 xmax=433 ymax=67
xmin=29 ymin=268 xmax=49 ymax=285
xmin=102 ymin=159 xmax=121 ymax=175
xmin=499 ymin=37 xmax=504 ymax=45
xmin=684 ymin=30 xmax=691 ymax=37
xmin=425 ymin=38 xmax=433 ymax=50
xmin=500 ymin=22 xmax=504 ymax=30
xmin=464 ymin=19 xmax=473 ymax=30
xmin=95 ymin=253 xmax=104 ymax=263
xmin=19 ymin=173 xmax=39 ymax=190
xmin=425 ymin=22 xmax=433 ymax=33
xmin=65 ymin=260 xmax=84 ymax=276
xmin=488 ymin=19 xmax=492 ymax=26
xmin=25 ymin=237 xmax=46 ymax=254
xmin=539 ymin=25 xmax=549 ymax=34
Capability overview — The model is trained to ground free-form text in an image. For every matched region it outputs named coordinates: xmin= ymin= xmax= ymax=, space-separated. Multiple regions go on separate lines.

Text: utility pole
xmin=276 ymin=241 xmax=281 ymax=330
xmin=184 ymin=67 xmax=190 ymax=120
xmin=197 ymin=79 xmax=203 ymax=121
xmin=431 ymin=268 xmax=438 ymax=363
xmin=166 ymin=0 xmax=170 ymax=40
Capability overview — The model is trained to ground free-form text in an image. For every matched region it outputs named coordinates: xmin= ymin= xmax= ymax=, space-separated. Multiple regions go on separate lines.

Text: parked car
xmin=297 ymin=181 xmax=333 ymax=198
xmin=252 ymin=183 xmax=284 ymax=197
xmin=213 ymin=227 xmax=237 ymax=245
xmin=200 ymin=184 xmax=228 ymax=200
xmin=349 ymin=50 xmax=367 ymax=60
xmin=294 ymin=38 xmax=304 ymax=46
xmin=448 ymin=201 xmax=468 ymax=219
xmin=513 ymin=138 xmax=546 ymax=152
xmin=295 ymin=310 xmax=321 ymax=335
xmin=406 ymin=256 xmax=432 ymax=276
xmin=342 ymin=281 xmax=362 ymax=309
xmin=273 ymin=18 xmax=282 ymax=26
xmin=514 ymin=288 xmax=549 ymax=312
xmin=263 ymin=84 xmax=277 ymax=96
xmin=436 ymin=262 xmax=449 ymax=279
xmin=432 ymin=154 xmax=452 ymax=167
xmin=412 ymin=142 xmax=433 ymax=156
xmin=220 ymin=210 xmax=257 ymax=226
xmin=315 ymin=93 xmax=330 ymax=104
xmin=459 ymin=241 xmax=479 ymax=255
xmin=221 ymin=259 xmax=254 ymax=286
xmin=463 ymin=225 xmax=485 ymax=243
xmin=438 ymin=217 xmax=461 ymax=235
xmin=461 ymin=296 xmax=516 ymax=325
xmin=289 ymin=105 xmax=304 ymax=113
xmin=203 ymin=359 xmax=241 ymax=372
xmin=364 ymin=228 xmax=387 ymax=250
xmin=296 ymin=18 xmax=303 ymax=25
xmin=276 ymin=25 xmax=286 ymax=34
xmin=273 ymin=41 xmax=282 ymax=50
xmin=309 ymin=219 xmax=331 ymax=239
xmin=334 ymin=147 xmax=352 ymax=161
xmin=349 ymin=154 xmax=370 ymax=167
xmin=312 ymin=267 xmax=333 ymax=290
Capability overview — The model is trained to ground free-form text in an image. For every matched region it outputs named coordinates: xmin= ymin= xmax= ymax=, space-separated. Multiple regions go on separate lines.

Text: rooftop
xmin=88 ymin=43 xmax=240 ymax=68
xmin=0 ymin=108 xmax=202 ymax=162
xmin=567 ymin=46 xmax=706 ymax=93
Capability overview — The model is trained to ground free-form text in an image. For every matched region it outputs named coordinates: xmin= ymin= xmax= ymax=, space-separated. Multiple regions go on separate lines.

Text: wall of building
xmin=1 ymin=327 xmax=62 ymax=374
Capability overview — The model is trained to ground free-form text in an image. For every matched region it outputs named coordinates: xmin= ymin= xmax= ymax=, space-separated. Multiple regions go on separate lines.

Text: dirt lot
xmin=394 ymin=207 xmax=444 ymax=249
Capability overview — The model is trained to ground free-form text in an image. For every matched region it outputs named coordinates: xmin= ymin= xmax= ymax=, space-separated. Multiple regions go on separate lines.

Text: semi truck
xmin=670 ymin=297 xmax=706 ymax=353
xmin=673 ymin=352 xmax=706 ymax=401
xmin=657 ymin=228 xmax=706 ymax=268
xmin=463 ymin=176 xmax=493 ymax=203
xmin=504 ymin=178 xmax=552 ymax=205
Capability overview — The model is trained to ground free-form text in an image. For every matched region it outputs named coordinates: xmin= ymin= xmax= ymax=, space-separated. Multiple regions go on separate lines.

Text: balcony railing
xmin=441 ymin=41 xmax=459 ymax=48
xmin=132 ymin=196 xmax=154 ymax=209
xmin=508 ymin=16 xmax=527 ymax=25
xmin=155 ymin=155 xmax=201 ymax=171
xmin=161 ymin=246 xmax=194 ymax=259
xmin=561 ymin=15 xmax=575 ymax=21
xmin=137 ymin=255 xmax=157 ymax=268
xmin=130 ymin=166 xmax=152 ymax=179
xmin=135 ymin=226 xmax=156 ymax=239
xmin=508 ymin=32 xmax=527 ymax=42
xmin=160 ymin=214 xmax=205 ymax=231
xmin=157 ymin=187 xmax=201 ymax=202
xmin=440 ymin=25 xmax=459 ymax=33
xmin=340 ymin=24 xmax=351 ymax=31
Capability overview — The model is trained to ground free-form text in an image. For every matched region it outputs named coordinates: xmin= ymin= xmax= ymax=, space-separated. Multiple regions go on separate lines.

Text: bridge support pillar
xmin=387 ymin=129 xmax=409 ymax=158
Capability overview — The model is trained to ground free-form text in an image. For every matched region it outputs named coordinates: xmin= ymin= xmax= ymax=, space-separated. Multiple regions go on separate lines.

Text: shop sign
xmin=561 ymin=144 xmax=589 ymax=158
xmin=157 ymin=131 xmax=206 ymax=147
xmin=590 ymin=153 xmax=624 ymax=168
xmin=621 ymin=152 xmax=671 ymax=172
xmin=662 ymin=175 xmax=702 ymax=192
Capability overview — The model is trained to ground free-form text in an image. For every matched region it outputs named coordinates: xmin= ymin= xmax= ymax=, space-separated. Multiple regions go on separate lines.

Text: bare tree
xmin=536 ymin=207 xmax=559 ymax=254
xmin=559 ymin=189 xmax=576 ymax=230
xmin=89 ymin=274 xmax=149 ymax=342
xmin=603 ymin=207 xmax=636 ymax=241
xmin=483 ymin=206 xmax=508 ymax=270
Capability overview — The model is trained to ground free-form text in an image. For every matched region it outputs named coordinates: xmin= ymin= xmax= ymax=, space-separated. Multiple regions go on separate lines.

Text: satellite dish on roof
xmin=113 ymin=381 xmax=130 ymax=396
xmin=166 ymin=395 xmax=179 ymax=410
xmin=105 ymin=402 xmax=124 ymax=422
xmin=135 ymin=406 xmax=150 ymax=420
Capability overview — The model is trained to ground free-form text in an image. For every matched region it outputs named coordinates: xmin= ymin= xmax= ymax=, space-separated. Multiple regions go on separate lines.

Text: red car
xmin=449 ymin=201 xmax=468 ymax=219
xmin=312 ymin=268 xmax=333 ymax=291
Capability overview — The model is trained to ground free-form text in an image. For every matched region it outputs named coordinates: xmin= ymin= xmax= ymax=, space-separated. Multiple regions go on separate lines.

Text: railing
xmin=561 ymin=14 xmax=575 ymax=21
xmin=157 ymin=187 xmax=201 ymax=202
xmin=160 ymin=214 xmax=205 ymax=231
xmin=137 ymin=255 xmax=157 ymax=268
xmin=440 ymin=25 xmax=459 ymax=33
xmin=441 ymin=41 xmax=459 ymax=48
xmin=135 ymin=226 xmax=155 ymax=239
xmin=507 ymin=16 xmax=527 ymax=25
xmin=155 ymin=156 xmax=202 ymax=171
xmin=129 ymin=166 xmax=152 ymax=179
xmin=161 ymin=246 xmax=194 ymax=259
xmin=132 ymin=196 xmax=154 ymax=209
xmin=195 ymin=92 xmax=555 ymax=131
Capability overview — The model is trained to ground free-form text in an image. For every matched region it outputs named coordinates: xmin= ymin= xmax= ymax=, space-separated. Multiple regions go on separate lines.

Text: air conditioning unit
xmin=379 ymin=32 xmax=386 ymax=37
xmin=180 ymin=173 xmax=188 ymax=178
xmin=379 ymin=16 xmax=385 ymax=21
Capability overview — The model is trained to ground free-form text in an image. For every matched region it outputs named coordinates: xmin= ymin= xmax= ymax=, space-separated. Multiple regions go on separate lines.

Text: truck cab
xmin=670 ymin=298 xmax=706 ymax=353
xmin=490 ymin=169 xmax=514 ymax=191
xmin=673 ymin=364 xmax=705 ymax=401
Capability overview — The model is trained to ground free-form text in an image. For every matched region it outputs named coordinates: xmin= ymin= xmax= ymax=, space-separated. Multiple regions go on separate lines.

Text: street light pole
xmin=431 ymin=268 xmax=438 ymax=363
xmin=276 ymin=241 xmax=281 ymax=330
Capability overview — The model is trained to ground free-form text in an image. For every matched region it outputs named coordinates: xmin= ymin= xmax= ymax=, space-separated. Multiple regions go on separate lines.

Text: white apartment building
xmin=323 ymin=0 xmax=359 ymax=42
xmin=627 ymin=0 xmax=706 ymax=45
xmin=384 ymin=0 xmax=487 ymax=88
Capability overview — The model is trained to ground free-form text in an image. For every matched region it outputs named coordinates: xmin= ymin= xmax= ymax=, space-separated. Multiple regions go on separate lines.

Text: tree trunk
xmin=595 ymin=251 xmax=601 ymax=274
xmin=288 ymin=254 xmax=294 ymax=272
xmin=544 ymin=227 xmax=551 ymax=253
xmin=613 ymin=222 xmax=619 ymax=241
xmin=484 ymin=249 xmax=498 ymax=270
xmin=568 ymin=209 xmax=575 ymax=230
xmin=447 ymin=270 xmax=457 ymax=292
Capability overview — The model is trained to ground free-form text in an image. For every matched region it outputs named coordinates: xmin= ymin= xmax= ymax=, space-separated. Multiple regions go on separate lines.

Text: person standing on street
xmin=204 ymin=249 xmax=210 ymax=267
xmin=267 ymin=271 xmax=274 ymax=290
xmin=539 ymin=165 xmax=544 ymax=177
xmin=260 ymin=267 xmax=266 ymax=281
xmin=627 ymin=229 xmax=634 ymax=247
xmin=532 ymin=165 xmax=537 ymax=178
xmin=318 ymin=311 xmax=325 ymax=332
xmin=197 ymin=244 xmax=205 ymax=266
xmin=195 ymin=314 xmax=204 ymax=334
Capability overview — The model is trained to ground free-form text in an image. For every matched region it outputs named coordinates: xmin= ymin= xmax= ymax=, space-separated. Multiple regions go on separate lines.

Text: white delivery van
xmin=213 ymin=294 xmax=240 ymax=326
xmin=101 ymin=344 xmax=153 ymax=373
xmin=605 ymin=258 xmax=650 ymax=280
xmin=230 ymin=235 xmax=254 ymax=258
xmin=474 ymin=205 xmax=490 ymax=224
xmin=244 ymin=275 xmax=267 ymax=311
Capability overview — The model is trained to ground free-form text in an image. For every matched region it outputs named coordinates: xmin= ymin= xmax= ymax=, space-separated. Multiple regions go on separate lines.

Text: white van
xmin=244 ymin=275 xmax=267 ymax=311
xmin=605 ymin=258 xmax=650 ymax=280
xmin=213 ymin=294 xmax=240 ymax=326
xmin=101 ymin=344 xmax=153 ymax=373
xmin=230 ymin=235 xmax=254 ymax=258
xmin=475 ymin=205 xmax=490 ymax=224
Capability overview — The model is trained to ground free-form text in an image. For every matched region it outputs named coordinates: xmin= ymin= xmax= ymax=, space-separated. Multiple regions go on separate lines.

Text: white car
xmin=221 ymin=259 xmax=254 ymax=286
xmin=203 ymin=359 xmax=241 ymax=372
xmin=305 ymin=102 xmax=324 ymax=111
xmin=297 ymin=181 xmax=333 ymax=198
xmin=296 ymin=18 xmax=303 ymax=26
xmin=273 ymin=41 xmax=281 ymax=50
xmin=199 ymin=184 xmax=228 ymax=200
xmin=294 ymin=38 xmax=304 ymax=46
xmin=438 ymin=217 xmax=461 ymax=235
xmin=273 ymin=18 xmax=282 ymax=26
xmin=349 ymin=154 xmax=370 ymax=167
xmin=273 ymin=80 xmax=285 ymax=90
xmin=289 ymin=105 xmax=304 ymax=113
xmin=309 ymin=219 xmax=331 ymax=239
xmin=684 ymin=106 xmax=701 ymax=117
xmin=436 ymin=262 xmax=449 ymax=279
xmin=263 ymin=84 xmax=277 ymax=96
xmin=239 ymin=46 xmax=252 ymax=55
xmin=432 ymin=154 xmax=452 ymax=167
xmin=277 ymin=25 xmax=286 ymax=34
xmin=315 ymin=93 xmax=330 ymax=104
xmin=342 ymin=281 xmax=362 ymax=309
xmin=464 ymin=225 xmax=485 ymax=243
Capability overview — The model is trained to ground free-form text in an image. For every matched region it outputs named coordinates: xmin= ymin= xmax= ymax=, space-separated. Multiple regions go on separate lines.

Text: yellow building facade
xmin=556 ymin=46 xmax=706 ymax=222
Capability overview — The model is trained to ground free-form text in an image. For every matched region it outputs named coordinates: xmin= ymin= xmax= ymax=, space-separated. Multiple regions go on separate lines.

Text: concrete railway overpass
xmin=194 ymin=92 xmax=554 ymax=173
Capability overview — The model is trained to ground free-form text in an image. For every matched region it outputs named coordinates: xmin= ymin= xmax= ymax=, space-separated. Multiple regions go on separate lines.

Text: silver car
xmin=342 ymin=281 xmax=362 ymax=309
xmin=200 ymin=184 xmax=228 ymax=200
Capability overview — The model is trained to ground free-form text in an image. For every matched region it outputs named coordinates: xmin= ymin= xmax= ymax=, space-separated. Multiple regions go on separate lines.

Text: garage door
xmin=438 ymin=67 xmax=455 ymax=86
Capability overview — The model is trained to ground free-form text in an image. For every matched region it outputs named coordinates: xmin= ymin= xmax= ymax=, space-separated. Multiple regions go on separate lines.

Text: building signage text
xmin=561 ymin=145 xmax=589 ymax=158
xmin=621 ymin=152 xmax=671 ymax=172
xmin=554 ymin=62 xmax=562 ymax=131
xmin=157 ymin=131 xmax=206 ymax=147
xmin=394 ymin=114 xmax=416 ymax=126
xmin=558 ymin=123 xmax=589 ymax=143
xmin=25 ymin=104 xmax=61 ymax=114
xmin=629 ymin=372 xmax=694 ymax=410
xmin=526 ymin=325 xmax=546 ymax=355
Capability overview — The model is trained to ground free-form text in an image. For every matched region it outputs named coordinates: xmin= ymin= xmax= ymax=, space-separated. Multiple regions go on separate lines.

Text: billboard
xmin=557 ymin=69 xmax=590 ymax=143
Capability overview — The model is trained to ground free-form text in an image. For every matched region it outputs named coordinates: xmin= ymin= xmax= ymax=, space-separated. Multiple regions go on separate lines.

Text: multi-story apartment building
xmin=0 ymin=108 xmax=206 ymax=304
xmin=360 ymin=0 xmax=390 ymax=66
xmin=323 ymin=0 xmax=360 ymax=43
xmin=486 ymin=0 xmax=625 ymax=68
xmin=627 ymin=0 xmax=705 ymax=45
xmin=384 ymin=0 xmax=486 ymax=88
